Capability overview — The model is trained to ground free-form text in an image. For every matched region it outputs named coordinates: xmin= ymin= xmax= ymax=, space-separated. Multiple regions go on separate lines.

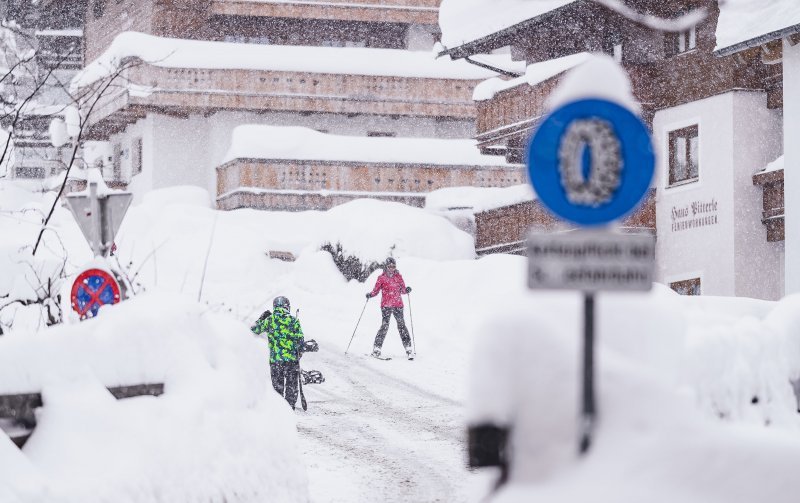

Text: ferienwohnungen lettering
xmin=671 ymin=199 xmax=719 ymax=232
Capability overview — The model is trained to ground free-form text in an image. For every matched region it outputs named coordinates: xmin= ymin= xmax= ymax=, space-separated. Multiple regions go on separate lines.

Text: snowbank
xmin=473 ymin=52 xmax=591 ymax=101
xmin=0 ymin=293 xmax=308 ymax=503
xmin=114 ymin=189 xmax=475 ymax=316
xmin=715 ymin=0 xmax=800 ymax=54
xmin=222 ymin=125 xmax=512 ymax=167
xmin=73 ymin=31 xmax=499 ymax=90
xmin=439 ymin=0 xmax=576 ymax=50
xmin=470 ymin=288 xmax=800 ymax=502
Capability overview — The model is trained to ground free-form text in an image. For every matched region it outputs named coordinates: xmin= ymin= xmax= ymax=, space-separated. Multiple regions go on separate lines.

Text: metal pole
xmin=579 ymin=292 xmax=596 ymax=454
xmin=345 ymin=298 xmax=369 ymax=355
xmin=89 ymin=182 xmax=101 ymax=256
xmin=407 ymin=292 xmax=416 ymax=354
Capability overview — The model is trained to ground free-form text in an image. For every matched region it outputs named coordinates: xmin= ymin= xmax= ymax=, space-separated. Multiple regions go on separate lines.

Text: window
xmin=112 ymin=143 xmax=122 ymax=181
xmin=132 ymin=138 xmax=143 ymax=176
xmin=670 ymin=277 xmax=701 ymax=296
xmin=668 ymin=125 xmax=699 ymax=186
xmin=15 ymin=166 xmax=46 ymax=179
xmin=667 ymin=26 xmax=696 ymax=56
xmin=613 ymin=43 xmax=623 ymax=63
xmin=93 ymin=0 xmax=106 ymax=18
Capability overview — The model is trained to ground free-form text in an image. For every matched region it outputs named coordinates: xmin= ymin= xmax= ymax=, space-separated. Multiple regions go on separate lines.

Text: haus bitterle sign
xmin=670 ymin=198 xmax=719 ymax=232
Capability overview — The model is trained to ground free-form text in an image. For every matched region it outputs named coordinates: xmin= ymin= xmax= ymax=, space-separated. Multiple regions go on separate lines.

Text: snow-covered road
xmin=296 ymin=347 xmax=492 ymax=503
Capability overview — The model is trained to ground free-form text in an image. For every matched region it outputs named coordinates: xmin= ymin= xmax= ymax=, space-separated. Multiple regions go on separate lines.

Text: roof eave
xmin=439 ymin=1 xmax=586 ymax=60
xmin=715 ymin=23 xmax=800 ymax=57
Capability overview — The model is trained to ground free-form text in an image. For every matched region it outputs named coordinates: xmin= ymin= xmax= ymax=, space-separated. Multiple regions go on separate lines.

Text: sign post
xmin=65 ymin=181 xmax=132 ymax=258
xmin=526 ymin=98 xmax=655 ymax=454
xmin=66 ymin=180 xmax=133 ymax=319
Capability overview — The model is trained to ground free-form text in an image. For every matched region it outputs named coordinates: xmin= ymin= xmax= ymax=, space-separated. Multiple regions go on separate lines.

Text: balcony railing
xmin=474 ymin=75 xmax=561 ymax=163
xmin=84 ymin=62 xmax=478 ymax=139
xmin=753 ymin=168 xmax=784 ymax=242
xmin=210 ymin=0 xmax=440 ymax=24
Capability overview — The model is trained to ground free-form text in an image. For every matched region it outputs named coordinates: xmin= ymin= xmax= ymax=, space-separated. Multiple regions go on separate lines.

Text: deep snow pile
xmin=470 ymin=288 xmax=800 ymax=502
xmin=114 ymin=189 xmax=475 ymax=320
xmin=0 ymin=293 xmax=307 ymax=503
xmin=5 ymin=185 xmax=800 ymax=501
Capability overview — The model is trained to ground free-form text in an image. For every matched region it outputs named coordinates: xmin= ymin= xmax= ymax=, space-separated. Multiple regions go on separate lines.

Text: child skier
xmin=252 ymin=296 xmax=305 ymax=409
xmin=366 ymin=257 xmax=414 ymax=360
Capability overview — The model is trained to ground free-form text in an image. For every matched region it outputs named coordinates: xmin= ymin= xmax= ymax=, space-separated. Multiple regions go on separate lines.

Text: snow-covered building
xmin=439 ymin=0 xmax=787 ymax=300
xmin=713 ymin=1 xmax=800 ymax=296
xmin=1 ymin=0 xmax=85 ymax=180
xmin=72 ymin=0 xmax=523 ymax=207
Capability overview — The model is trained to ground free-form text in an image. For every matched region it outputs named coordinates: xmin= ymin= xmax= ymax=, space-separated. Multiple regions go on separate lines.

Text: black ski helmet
xmin=385 ymin=257 xmax=396 ymax=267
xmin=273 ymin=296 xmax=290 ymax=311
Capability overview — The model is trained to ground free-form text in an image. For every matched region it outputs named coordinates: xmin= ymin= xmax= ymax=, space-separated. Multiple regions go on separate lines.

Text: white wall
xmin=731 ymin=92 xmax=783 ymax=299
xmin=784 ymin=39 xmax=800 ymax=295
xmin=653 ymin=91 xmax=783 ymax=299
xmin=110 ymin=109 xmax=476 ymax=202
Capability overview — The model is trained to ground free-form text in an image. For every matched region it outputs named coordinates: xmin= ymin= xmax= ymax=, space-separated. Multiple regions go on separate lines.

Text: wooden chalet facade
xmin=69 ymin=0 xmax=525 ymax=208
xmin=440 ymin=0 xmax=786 ymax=299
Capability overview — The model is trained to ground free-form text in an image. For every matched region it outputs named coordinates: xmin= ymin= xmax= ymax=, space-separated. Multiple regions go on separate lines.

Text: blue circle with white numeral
xmin=526 ymin=99 xmax=654 ymax=226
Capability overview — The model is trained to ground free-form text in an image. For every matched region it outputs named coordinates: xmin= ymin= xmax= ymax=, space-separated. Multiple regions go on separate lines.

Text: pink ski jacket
xmin=369 ymin=271 xmax=407 ymax=308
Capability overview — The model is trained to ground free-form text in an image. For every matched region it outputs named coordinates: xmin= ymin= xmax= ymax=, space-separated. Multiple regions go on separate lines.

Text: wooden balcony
xmin=210 ymin=0 xmax=440 ymax=25
xmin=216 ymin=158 xmax=524 ymax=211
xmin=475 ymin=75 xmax=560 ymax=164
xmin=474 ymin=189 xmax=657 ymax=256
xmin=83 ymin=61 xmax=478 ymax=140
xmin=753 ymin=168 xmax=784 ymax=242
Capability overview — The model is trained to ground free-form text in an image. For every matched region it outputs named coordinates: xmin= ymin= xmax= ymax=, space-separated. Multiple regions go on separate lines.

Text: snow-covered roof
xmin=425 ymin=184 xmax=534 ymax=212
xmin=72 ymin=31 xmax=503 ymax=89
xmin=473 ymin=52 xmax=591 ymax=101
xmin=715 ymin=0 xmax=800 ymax=55
xmin=439 ymin=0 xmax=576 ymax=50
xmin=222 ymin=126 xmax=515 ymax=167
xmin=762 ymin=155 xmax=785 ymax=173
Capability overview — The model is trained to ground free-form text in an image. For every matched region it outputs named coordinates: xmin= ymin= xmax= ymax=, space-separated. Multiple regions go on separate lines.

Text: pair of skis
xmin=367 ymin=353 xmax=414 ymax=361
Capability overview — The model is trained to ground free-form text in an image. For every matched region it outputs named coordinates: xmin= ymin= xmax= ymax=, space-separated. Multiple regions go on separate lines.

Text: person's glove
xmin=406 ymin=287 xmax=412 ymax=293
xmin=366 ymin=293 xmax=372 ymax=299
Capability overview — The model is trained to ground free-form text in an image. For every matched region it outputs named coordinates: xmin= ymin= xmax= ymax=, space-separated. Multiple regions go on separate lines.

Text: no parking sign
xmin=71 ymin=268 xmax=121 ymax=320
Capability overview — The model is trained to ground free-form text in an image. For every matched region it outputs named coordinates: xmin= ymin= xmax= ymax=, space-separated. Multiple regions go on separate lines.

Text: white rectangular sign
xmin=527 ymin=231 xmax=655 ymax=292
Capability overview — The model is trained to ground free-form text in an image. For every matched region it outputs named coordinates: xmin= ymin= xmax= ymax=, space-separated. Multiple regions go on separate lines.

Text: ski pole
xmin=407 ymin=292 xmax=416 ymax=354
xmin=345 ymin=298 xmax=370 ymax=355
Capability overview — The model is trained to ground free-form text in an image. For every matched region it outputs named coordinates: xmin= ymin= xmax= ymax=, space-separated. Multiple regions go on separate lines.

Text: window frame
xmin=667 ymin=124 xmax=700 ymax=187
xmin=666 ymin=26 xmax=697 ymax=57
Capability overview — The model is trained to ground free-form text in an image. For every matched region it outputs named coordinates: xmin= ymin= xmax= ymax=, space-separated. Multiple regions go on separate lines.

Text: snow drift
xmin=0 ymin=293 xmax=308 ymax=503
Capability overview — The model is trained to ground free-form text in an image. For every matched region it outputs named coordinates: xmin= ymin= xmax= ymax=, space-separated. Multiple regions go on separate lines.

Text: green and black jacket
xmin=252 ymin=307 xmax=304 ymax=363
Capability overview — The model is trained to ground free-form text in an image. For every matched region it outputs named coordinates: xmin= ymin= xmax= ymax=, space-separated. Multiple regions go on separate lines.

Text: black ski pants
xmin=271 ymin=361 xmax=300 ymax=409
xmin=373 ymin=307 xmax=412 ymax=349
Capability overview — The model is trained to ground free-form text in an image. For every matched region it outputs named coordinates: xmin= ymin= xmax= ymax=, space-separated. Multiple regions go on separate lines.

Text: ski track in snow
xmin=296 ymin=347 xmax=486 ymax=503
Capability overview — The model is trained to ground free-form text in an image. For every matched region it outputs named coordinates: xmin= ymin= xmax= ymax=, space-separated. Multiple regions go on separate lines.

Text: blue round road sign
xmin=526 ymin=99 xmax=654 ymax=226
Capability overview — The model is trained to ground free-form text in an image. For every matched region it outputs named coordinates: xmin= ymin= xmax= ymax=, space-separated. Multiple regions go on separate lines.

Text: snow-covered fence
xmin=0 ymin=383 xmax=163 ymax=447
